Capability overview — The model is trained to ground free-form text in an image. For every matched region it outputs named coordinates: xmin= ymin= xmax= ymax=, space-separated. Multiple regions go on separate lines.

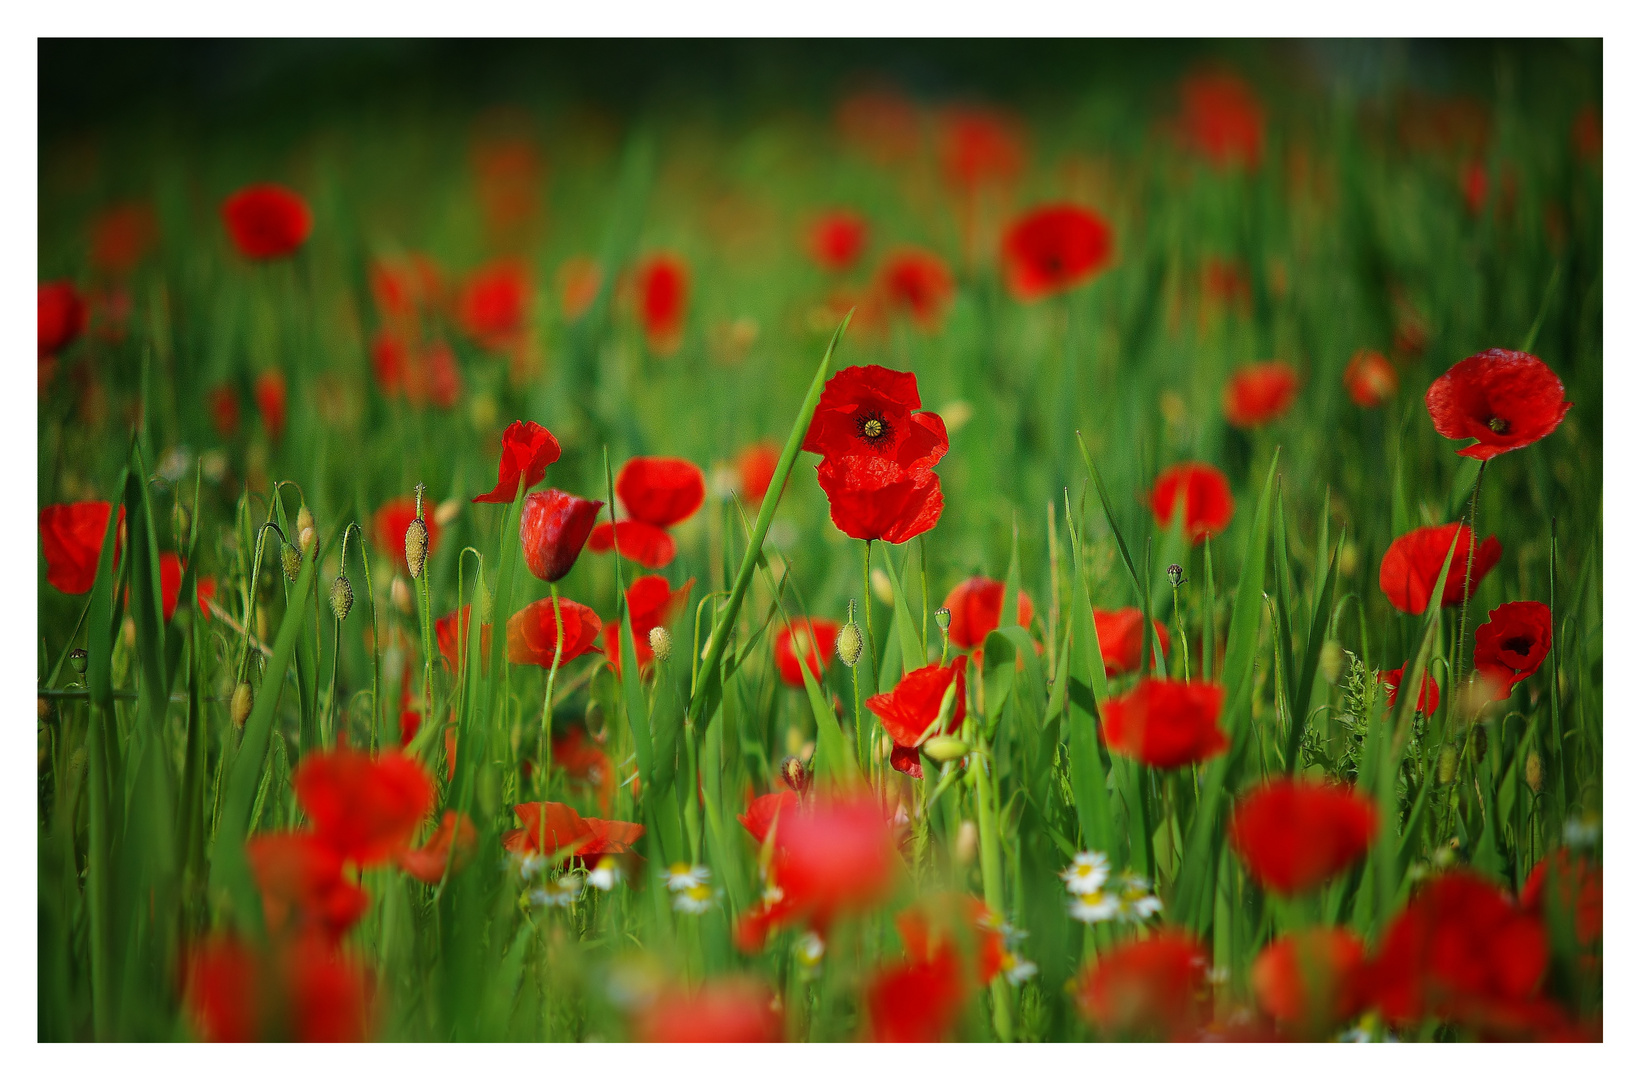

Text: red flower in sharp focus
xmin=254 ymin=370 xmax=287 ymax=442
xmin=1149 ymin=463 xmax=1234 ymax=543
xmin=372 ymin=498 xmax=441 ymax=575
xmin=809 ymin=210 xmax=869 ymax=272
xmin=1092 ymin=607 xmax=1171 ymax=677
xmin=1344 ymin=349 xmax=1398 ymax=408
xmin=635 ymin=977 xmax=782 ymax=1042
xmin=1425 ymin=349 xmax=1572 ymax=461
xmin=1223 ymin=361 xmax=1299 ymax=428
xmin=1001 ymin=204 xmax=1114 ymax=300
xmin=634 ymin=253 xmax=690 ymax=355
xmin=396 ymin=811 xmax=479 ymax=884
xmin=1378 ymin=523 xmax=1500 ymax=615
xmin=602 ymin=575 xmax=693 ymax=674
xmin=246 ymin=831 xmax=370 ymax=943
xmin=506 ymin=596 xmax=603 ymax=668
xmin=1252 ymin=928 xmax=1368 ymax=1035
xmin=455 ymin=260 xmax=531 ymax=349
xmin=876 ymin=248 xmax=954 ymax=331
xmin=866 ymin=657 xmax=968 ymax=779
xmin=1228 ymin=778 xmax=1378 ymax=894
xmin=291 ymin=749 xmax=436 ymax=866
xmin=615 ymin=456 xmax=706 ymax=528
xmin=435 ymin=604 xmax=491 ymax=672
xmin=587 ymin=520 xmax=676 ymax=568
xmin=1473 ymin=601 xmax=1552 ymax=700
xmin=39 ymin=501 xmax=120 ymax=594
xmin=1520 ymin=850 xmax=1602 ymax=947
xmin=520 ymin=489 xmax=604 ymax=582
xmin=473 ymin=420 xmax=562 ymax=504
xmin=1179 ymin=72 xmax=1265 ymax=170
xmin=1378 ymin=663 xmax=1440 ymax=714
xmin=1101 ymin=677 xmax=1227 ymax=769
xmin=1075 ymin=929 xmax=1210 ymax=1041
xmin=39 ymin=282 xmax=87 ymax=356
xmin=738 ymin=790 xmax=800 ymax=846
xmin=867 ymin=950 xmax=966 ymax=1042
xmin=736 ymin=441 xmax=782 ymax=504
xmin=770 ymin=792 xmax=898 ymax=926
xmin=942 ymin=577 xmax=1035 ymax=651
xmin=221 ymin=184 xmax=312 ymax=260
xmin=774 ymin=618 xmax=840 ymax=689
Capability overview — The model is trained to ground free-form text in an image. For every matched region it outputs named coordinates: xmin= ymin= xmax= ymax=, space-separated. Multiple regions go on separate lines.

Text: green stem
xmin=970 ymin=734 xmax=1013 ymax=1041
xmin=1453 ymin=461 xmax=1489 ymax=681
xmin=538 ymin=584 xmax=565 ymax=800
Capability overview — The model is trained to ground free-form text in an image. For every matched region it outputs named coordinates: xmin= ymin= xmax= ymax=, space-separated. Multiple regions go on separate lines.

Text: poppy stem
xmin=1172 ymin=580 xmax=1191 ymax=682
xmin=1453 ymin=461 xmax=1489 ymax=680
xmin=539 ymin=583 xmax=565 ymax=801
xmin=861 ymin=539 xmax=878 ymax=689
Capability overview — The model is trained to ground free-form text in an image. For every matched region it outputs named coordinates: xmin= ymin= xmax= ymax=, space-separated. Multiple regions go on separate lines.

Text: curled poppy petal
xmin=1223 ymin=361 xmax=1299 ymax=428
xmin=39 ymin=501 xmax=121 ymax=595
xmin=1378 ymin=663 xmax=1440 ymax=714
xmin=1378 ymin=523 xmax=1500 ymax=615
xmin=1092 ymin=607 xmax=1170 ymax=677
xmin=221 ymin=183 xmax=311 ymax=259
xmin=1425 ymin=348 xmax=1572 ymax=461
xmin=942 ymin=577 xmax=1034 ymax=651
xmin=587 ymin=520 xmax=677 ymax=568
xmin=738 ymin=790 xmax=800 ymax=845
xmin=1149 ymin=463 xmax=1234 ymax=543
xmin=291 ymin=749 xmax=436 ymax=866
xmin=1227 ymin=778 xmax=1378 ymax=894
xmin=866 ymin=657 xmax=968 ymax=779
xmin=773 ymin=618 xmax=840 ymax=688
xmin=1101 ymin=677 xmax=1227 ymax=769
xmin=473 ymin=420 xmax=562 ymax=504
xmin=246 ymin=831 xmax=370 ymax=943
xmin=520 ymin=488 xmax=604 ymax=581
xmin=615 ymin=456 xmax=706 ymax=528
xmin=601 ymin=574 xmax=693 ymax=674
xmin=1473 ymin=600 xmax=1552 ymax=699
xmin=396 ymin=811 xmax=478 ymax=884
xmin=505 ymin=596 xmax=603 ymax=668
xmin=1000 ymin=204 xmax=1114 ymax=301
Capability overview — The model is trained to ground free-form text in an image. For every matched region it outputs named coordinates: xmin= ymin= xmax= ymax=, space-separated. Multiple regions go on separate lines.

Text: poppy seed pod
xmin=648 ymin=626 xmax=673 ymax=664
xmin=836 ymin=620 xmax=864 ymax=668
xmin=70 ymin=648 xmax=88 ymax=674
xmin=780 ymin=755 xmax=811 ymax=795
xmin=281 ymin=542 xmax=302 ymax=582
xmin=934 ymin=606 xmax=952 ymax=632
xmin=330 ymin=574 xmax=354 ymax=621
xmin=1166 ymin=563 xmax=1186 ymax=588
xmin=1525 ymin=751 xmax=1543 ymax=793
xmin=231 ymin=682 xmax=254 ymax=726
xmin=922 ymin=735 xmax=969 ymax=763
xmin=405 ymin=516 xmax=429 ymax=579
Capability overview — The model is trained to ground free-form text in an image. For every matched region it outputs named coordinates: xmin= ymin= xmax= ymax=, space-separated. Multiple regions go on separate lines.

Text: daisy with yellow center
xmin=672 ymin=881 xmax=717 ymax=914
xmin=587 ymin=855 xmax=622 ymax=891
xmin=666 ymin=862 xmax=711 ymax=892
xmin=1060 ymin=851 xmax=1111 ymax=896
xmin=530 ymin=874 xmax=583 ymax=908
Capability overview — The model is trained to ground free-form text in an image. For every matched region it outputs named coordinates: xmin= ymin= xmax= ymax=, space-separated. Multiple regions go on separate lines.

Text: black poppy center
xmin=1487 ymin=415 xmax=1512 ymax=435
xmin=1502 ymin=635 xmax=1533 ymax=657
xmin=855 ymin=410 xmax=893 ymax=447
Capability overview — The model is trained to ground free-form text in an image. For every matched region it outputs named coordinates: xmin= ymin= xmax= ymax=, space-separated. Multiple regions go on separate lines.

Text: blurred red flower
xmin=587 ymin=520 xmax=676 ymax=568
xmin=183 ymin=935 xmax=373 ymax=1042
xmin=866 ymin=657 xmax=968 ymax=779
xmin=1000 ymin=204 xmax=1114 ymax=300
xmin=207 ymin=384 xmax=240 ymax=438
xmin=602 ymin=575 xmax=693 ymax=674
xmin=635 ymin=977 xmax=782 ymax=1042
xmin=1075 ymin=929 xmax=1209 ymax=1040
xmin=836 ymin=88 xmax=921 ymax=165
xmin=770 ymin=791 xmax=899 ymax=927
xmin=373 ymin=497 xmax=441 ymax=574
xmin=876 ymin=248 xmax=954 ymax=331
xmin=369 ymin=253 xmax=442 ymax=323
xmin=396 ymin=811 xmax=478 ymax=885
xmin=1520 ymin=849 xmax=1601 ymax=947
xmin=1462 ymin=160 xmax=1488 ymax=215
xmin=1101 ymin=677 xmax=1227 ymax=769
xmin=39 ymin=501 xmax=120 ymax=594
xmin=473 ymin=420 xmax=562 ymax=504
xmin=1149 ymin=462 xmax=1234 ymax=543
xmin=773 ymin=618 xmax=840 ymax=688
xmin=158 ymin=551 xmax=183 ymax=622
xmin=506 ymin=596 xmax=604 ymax=667
xmin=1344 ymin=349 xmax=1398 ymax=408
xmin=615 ymin=456 xmax=706 ymax=528
xmin=1378 ymin=662 xmax=1440 ymax=714
xmin=735 ymin=441 xmax=782 ymax=504
xmin=90 ymin=203 xmax=157 ymax=275
xmin=867 ymin=950 xmax=965 ymax=1042
xmin=291 ymin=748 xmax=436 ymax=866
xmin=435 ymin=604 xmax=491 ymax=672
xmin=1223 ymin=360 xmax=1299 ymax=428
xmin=503 ymin=801 xmax=644 ymax=865
xmin=197 ymin=575 xmax=217 ymax=620
xmin=254 ymin=370 xmax=287 ymax=442
xmin=421 ymin=341 xmax=463 ymax=410
xmin=938 ymin=107 xmax=1024 ymax=192
xmin=1572 ymin=106 xmax=1601 ymax=162
xmin=553 ymin=727 xmax=617 ymax=812
xmin=1179 ymin=72 xmax=1265 ymax=170
xmin=1378 ymin=523 xmax=1500 ymax=615
xmin=738 ymin=789 xmax=799 ymax=845
xmin=39 ymin=281 xmax=87 ymax=356
xmin=896 ymin=893 xmax=1006 ymax=986
xmin=221 ymin=183 xmax=312 ymax=260
xmin=1425 ymin=349 xmax=1572 ymax=461
xmin=1092 ymin=607 xmax=1170 ymax=677
xmin=1251 ymin=928 xmax=1367 ymax=1036
xmin=1228 ymin=777 xmax=1378 ymax=894
xmin=634 ymin=253 xmax=690 ymax=355
xmin=246 ymin=831 xmax=370 ymax=944
xmin=455 ymin=259 xmax=531 ymax=349
xmin=558 ymin=256 xmax=602 ymax=321
xmin=942 ymin=576 xmax=1035 ymax=651
xmin=809 ymin=210 xmax=869 ymax=272
xmin=369 ymin=330 xmax=410 ymax=398
xmin=1473 ymin=600 xmax=1552 ymax=700
xmin=520 ymin=489 xmax=603 ymax=582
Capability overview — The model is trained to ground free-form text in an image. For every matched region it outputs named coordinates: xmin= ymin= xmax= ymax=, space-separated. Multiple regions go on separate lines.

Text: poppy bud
xmin=435 ymin=497 xmax=462 ymax=527
xmin=122 ymin=616 xmax=136 ymax=649
xmin=780 ymin=755 xmax=811 ymax=795
xmin=299 ymin=526 xmax=317 ymax=558
xmin=38 ymin=696 xmax=50 ymax=721
xmin=330 ymin=574 xmax=354 ymax=621
xmin=836 ymin=621 xmax=864 ymax=668
xmin=231 ymin=682 xmax=253 ymax=726
xmin=70 ymin=648 xmax=88 ymax=674
xmin=405 ymin=517 xmax=429 ymax=579
xmin=870 ymin=569 xmax=894 ymax=606
xmin=649 ymin=626 xmax=673 ymax=664
xmin=923 ymin=735 xmax=969 ymax=762
xmin=391 ymin=576 xmax=414 ymax=615
xmin=281 ymin=542 xmax=301 ymax=582
xmin=297 ymin=505 xmax=315 ymax=542
xmin=934 ymin=606 xmax=952 ymax=633
xmin=1437 ymin=745 xmax=1458 ymax=784
xmin=1166 ymin=563 xmax=1186 ymax=588
xmin=1318 ymin=641 xmax=1344 ymax=684
xmin=1525 ymin=751 xmax=1543 ymax=793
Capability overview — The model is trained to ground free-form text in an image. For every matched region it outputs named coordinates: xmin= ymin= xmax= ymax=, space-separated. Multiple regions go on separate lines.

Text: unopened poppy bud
xmin=231 ymin=682 xmax=253 ymax=726
xmin=870 ymin=568 xmax=894 ymax=606
xmin=648 ymin=626 xmax=673 ymax=664
xmin=934 ymin=606 xmax=951 ymax=633
xmin=405 ymin=517 xmax=429 ymax=579
xmin=1525 ymin=751 xmax=1543 ymax=793
xmin=923 ymin=735 xmax=969 ymax=763
xmin=330 ymin=574 xmax=354 ymax=620
xmin=1166 ymin=563 xmax=1186 ymax=588
xmin=391 ymin=576 xmax=414 ymax=615
xmin=299 ymin=526 xmax=317 ymax=558
xmin=1319 ymin=640 xmax=1344 ymax=684
xmin=281 ymin=542 xmax=301 ymax=582
xmin=70 ymin=648 xmax=89 ymax=674
xmin=780 ymin=755 xmax=811 ymax=795
xmin=1339 ymin=541 xmax=1360 ymax=579
xmin=955 ymin=820 xmax=979 ymax=865
xmin=836 ymin=620 xmax=864 ymax=668
xmin=296 ymin=505 xmax=315 ymax=539
xmin=1437 ymin=745 xmax=1458 ymax=784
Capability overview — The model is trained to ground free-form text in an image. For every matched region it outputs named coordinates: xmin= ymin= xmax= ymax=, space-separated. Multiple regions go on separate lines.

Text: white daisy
xmin=586 ymin=855 xmax=623 ymax=891
xmin=672 ymin=881 xmax=718 ymax=914
xmin=795 ymin=931 xmax=826 ymax=969
xmin=1069 ymin=892 xmax=1120 ymax=924
xmin=665 ymin=862 xmax=710 ymax=892
xmin=1001 ymin=951 xmax=1037 ymax=985
xmin=1060 ymin=851 xmax=1111 ymax=896
xmin=530 ymin=874 xmax=583 ymax=908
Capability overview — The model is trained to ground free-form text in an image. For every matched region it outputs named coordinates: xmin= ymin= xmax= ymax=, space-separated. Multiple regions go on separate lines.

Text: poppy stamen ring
xmin=1487 ymin=416 xmax=1511 ymax=434
xmin=855 ymin=410 xmax=893 ymax=446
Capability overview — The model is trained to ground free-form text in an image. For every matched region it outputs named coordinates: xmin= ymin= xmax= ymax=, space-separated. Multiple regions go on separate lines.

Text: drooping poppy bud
xmin=231 ymin=682 xmax=254 ymax=726
xmin=330 ymin=574 xmax=354 ymax=621
xmin=70 ymin=648 xmax=89 ymax=674
xmin=281 ymin=542 xmax=302 ymax=582
xmin=519 ymin=489 xmax=604 ymax=583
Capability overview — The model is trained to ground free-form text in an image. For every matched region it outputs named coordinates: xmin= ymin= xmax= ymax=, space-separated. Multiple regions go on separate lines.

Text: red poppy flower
xmin=1572 ymin=106 xmax=1601 ymax=162
xmin=1000 ymin=204 xmax=1114 ymax=301
xmin=602 ymin=575 xmax=694 ymax=674
xmin=506 ymin=596 xmax=603 ymax=667
xmin=587 ymin=520 xmax=676 ymax=568
xmin=291 ymin=749 xmax=436 ymax=866
xmin=819 ymin=465 xmax=945 ymax=545
xmin=183 ymin=935 xmax=373 ymax=1042
xmin=895 ymin=893 xmax=1006 ymax=986
xmin=773 ymin=618 xmax=841 ymax=688
xmin=634 ymin=977 xmax=782 ymax=1042
xmin=1425 ymin=349 xmax=1572 ymax=461
xmin=938 ymin=107 xmax=1024 ymax=191
xmin=736 ymin=441 xmax=782 ymax=504
xmin=372 ymin=497 xmax=441 ymax=574
xmin=370 ymin=330 xmax=409 ymax=397
xmin=558 ymin=257 xmax=602 ymax=322
xmin=90 ymin=203 xmax=157 ymax=275
xmin=866 ymin=657 xmax=968 ymax=779
xmin=207 ymin=384 xmax=240 ymax=438
xmin=876 ymin=249 xmax=954 ymax=331
xmin=421 ymin=340 xmax=463 ymax=410
xmin=809 ymin=210 xmax=869 ymax=272
xmin=1074 ymin=929 xmax=1210 ymax=1040
xmin=634 ymin=253 xmax=690 ymax=355
xmin=245 ymin=831 xmax=370 ymax=943
xmin=1378 ymin=523 xmax=1501 ymax=615
xmin=503 ymin=801 xmax=644 ymax=864
xmin=455 ymin=259 xmax=530 ymax=349
xmin=1223 ymin=361 xmax=1299 ymax=428
xmin=158 ymin=552 xmax=183 ymax=622
xmin=769 ymin=791 xmax=898 ymax=926
xmin=1520 ymin=850 xmax=1601 ymax=947
xmin=1472 ymin=600 xmax=1553 ymax=700
xmin=1251 ymin=928 xmax=1367 ymax=1035
xmin=942 ymin=577 xmax=1035 ymax=651
xmin=1228 ymin=778 xmax=1378 ymax=894
xmin=1367 ymin=869 xmax=1550 ymax=1036
xmin=39 ymin=281 xmax=87 ymax=357
xmin=1378 ymin=663 xmax=1440 ymax=714
xmin=435 ymin=604 xmax=491 ymax=672
xmin=867 ymin=950 xmax=966 ymax=1042
xmin=1179 ymin=72 xmax=1265 ymax=170
xmin=1462 ymin=161 xmax=1489 ymax=216
xmin=197 ymin=575 xmax=217 ymax=620
xmin=39 ymin=501 xmax=120 ymax=594
xmin=472 ymin=420 xmax=562 ymax=505
xmin=519 ymin=488 xmax=603 ymax=582
xmin=738 ymin=789 xmax=800 ymax=846
xmin=369 ymin=253 xmax=442 ymax=323
xmin=1101 ymin=677 xmax=1228 ymax=770
xmin=1149 ymin=462 xmax=1234 ymax=543
xmin=1092 ymin=607 xmax=1171 ymax=677
xmin=182 ymin=936 xmax=263 ymax=1042
xmin=254 ymin=370 xmax=287 ymax=442
xmin=553 ymin=727 xmax=617 ymax=813
xmin=613 ymin=456 xmax=706 ymax=528
xmin=1344 ymin=349 xmax=1398 ymax=408
xmin=396 ymin=810 xmax=478 ymax=884
xmin=221 ymin=183 xmax=312 ymax=260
